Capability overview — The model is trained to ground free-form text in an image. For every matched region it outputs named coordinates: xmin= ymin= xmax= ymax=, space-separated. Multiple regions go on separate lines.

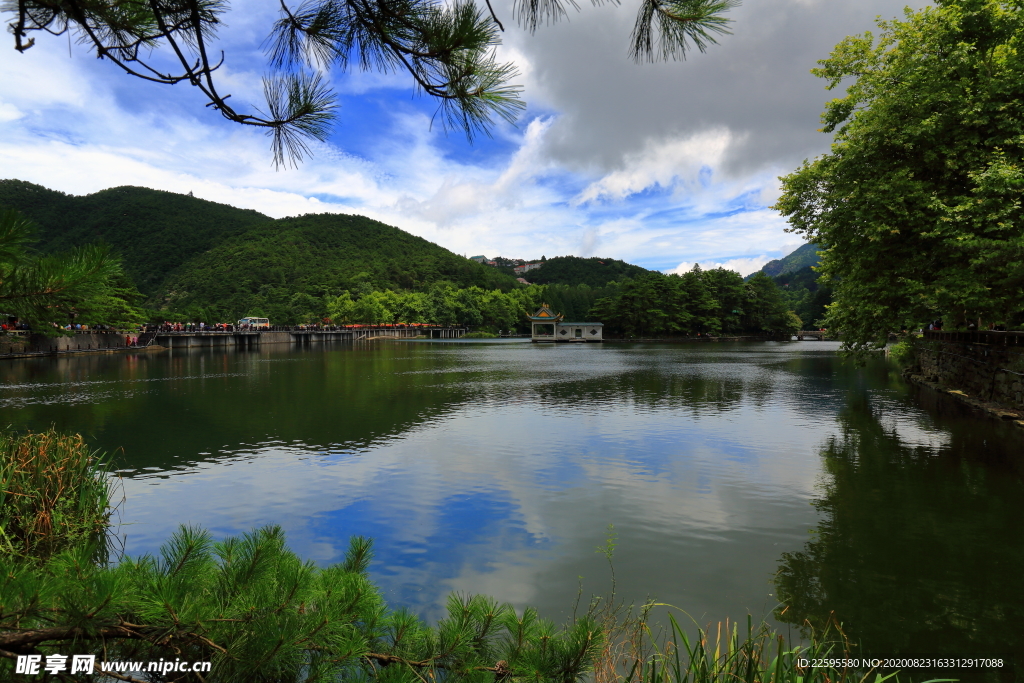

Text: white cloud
xmin=575 ymin=129 xmax=735 ymax=204
xmin=0 ymin=0 xmax=915 ymax=268
xmin=668 ymin=256 xmax=770 ymax=277
xmin=0 ymin=101 xmax=23 ymax=123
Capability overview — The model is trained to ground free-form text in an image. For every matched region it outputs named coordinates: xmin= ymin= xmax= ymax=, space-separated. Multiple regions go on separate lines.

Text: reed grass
xmin=590 ymin=601 xmax=940 ymax=683
xmin=585 ymin=526 xmax=940 ymax=683
xmin=0 ymin=427 xmax=115 ymax=562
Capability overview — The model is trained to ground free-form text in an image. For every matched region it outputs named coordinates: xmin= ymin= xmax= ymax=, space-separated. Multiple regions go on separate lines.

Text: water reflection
xmin=0 ymin=343 xmax=477 ymax=472
xmin=774 ymin=391 xmax=1024 ymax=678
xmin=0 ymin=339 xmax=1019 ymax=661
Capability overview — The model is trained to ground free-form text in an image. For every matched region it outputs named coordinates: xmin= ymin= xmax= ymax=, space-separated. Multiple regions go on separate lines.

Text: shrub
xmin=0 ymin=428 xmax=114 ymax=562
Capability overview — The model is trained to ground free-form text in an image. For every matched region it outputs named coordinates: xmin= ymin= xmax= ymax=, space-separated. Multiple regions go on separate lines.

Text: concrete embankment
xmin=0 ymin=331 xmax=127 ymax=358
xmin=905 ymin=331 xmax=1024 ymax=426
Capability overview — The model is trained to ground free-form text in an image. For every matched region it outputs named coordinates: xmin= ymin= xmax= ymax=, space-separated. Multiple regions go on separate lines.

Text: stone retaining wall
xmin=0 ymin=331 xmax=127 ymax=356
xmin=914 ymin=339 xmax=1024 ymax=411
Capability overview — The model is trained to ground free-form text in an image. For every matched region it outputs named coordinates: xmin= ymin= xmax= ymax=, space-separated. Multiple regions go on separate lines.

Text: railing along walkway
xmin=924 ymin=330 xmax=1024 ymax=346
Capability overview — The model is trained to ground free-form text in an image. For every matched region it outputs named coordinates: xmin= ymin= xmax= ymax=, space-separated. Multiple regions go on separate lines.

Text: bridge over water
xmin=0 ymin=326 xmax=467 ymax=358
xmin=794 ymin=330 xmax=834 ymax=341
xmin=143 ymin=326 xmax=467 ymax=349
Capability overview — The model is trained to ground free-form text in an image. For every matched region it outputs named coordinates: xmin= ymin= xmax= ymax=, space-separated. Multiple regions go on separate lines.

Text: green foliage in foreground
xmin=0 ymin=526 xmax=603 ymax=683
xmin=775 ymin=0 xmax=1024 ymax=353
xmin=0 ymin=209 xmax=144 ymax=332
xmin=0 ymin=428 xmax=113 ymax=563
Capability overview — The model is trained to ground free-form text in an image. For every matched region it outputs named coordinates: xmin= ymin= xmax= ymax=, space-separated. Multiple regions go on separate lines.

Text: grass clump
xmin=586 ymin=526 xmax=930 ymax=683
xmin=592 ymin=599 xmax=942 ymax=683
xmin=0 ymin=427 xmax=114 ymax=562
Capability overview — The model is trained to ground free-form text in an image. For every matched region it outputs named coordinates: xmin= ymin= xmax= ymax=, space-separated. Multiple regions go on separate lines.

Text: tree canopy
xmin=4 ymin=0 xmax=737 ymax=167
xmin=774 ymin=0 xmax=1024 ymax=352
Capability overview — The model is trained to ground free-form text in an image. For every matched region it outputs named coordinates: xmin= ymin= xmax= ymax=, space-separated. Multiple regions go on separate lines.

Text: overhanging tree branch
xmin=5 ymin=0 xmax=736 ymax=167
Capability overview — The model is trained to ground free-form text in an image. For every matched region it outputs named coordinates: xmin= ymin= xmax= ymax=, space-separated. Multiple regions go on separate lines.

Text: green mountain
xmin=155 ymin=213 xmax=519 ymax=315
xmin=757 ymin=243 xmax=821 ymax=278
xmin=0 ymin=181 xmax=521 ymax=321
xmin=524 ymin=256 xmax=651 ymax=287
xmin=0 ymin=180 xmax=270 ymax=296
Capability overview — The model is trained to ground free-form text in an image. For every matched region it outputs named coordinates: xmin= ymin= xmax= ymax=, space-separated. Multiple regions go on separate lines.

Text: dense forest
xmin=592 ymin=267 xmax=801 ymax=338
xmin=156 ymin=213 xmax=520 ymax=321
xmin=523 ymin=256 xmax=652 ymax=287
xmin=0 ymin=180 xmax=270 ymax=295
xmin=0 ymin=180 xmax=817 ymax=334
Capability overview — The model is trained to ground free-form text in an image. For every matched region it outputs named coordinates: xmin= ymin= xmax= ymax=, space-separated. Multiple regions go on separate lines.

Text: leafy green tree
xmin=0 ymin=525 xmax=603 ymax=682
xmin=288 ymin=291 xmax=326 ymax=324
xmin=4 ymin=0 xmax=736 ymax=167
xmin=591 ymin=273 xmax=690 ymax=337
xmin=775 ymin=0 xmax=1024 ymax=352
xmin=327 ymin=291 xmax=357 ymax=323
xmin=454 ymin=287 xmax=485 ymax=326
xmin=395 ymin=290 xmax=430 ymax=323
xmin=588 ymin=267 xmax=796 ymax=338
xmin=354 ymin=290 xmax=395 ymax=324
xmin=427 ymin=283 xmax=460 ymax=326
xmin=478 ymin=289 xmax=519 ymax=330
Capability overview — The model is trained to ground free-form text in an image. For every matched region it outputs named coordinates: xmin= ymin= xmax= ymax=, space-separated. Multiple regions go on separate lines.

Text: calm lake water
xmin=1 ymin=340 xmax=1022 ymax=673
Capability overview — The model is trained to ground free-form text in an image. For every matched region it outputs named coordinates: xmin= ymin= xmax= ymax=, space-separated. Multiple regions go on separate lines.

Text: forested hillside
xmin=157 ymin=213 xmax=520 ymax=320
xmin=756 ymin=243 xmax=820 ymax=278
xmin=0 ymin=180 xmax=270 ymax=295
xmin=524 ymin=256 xmax=651 ymax=287
xmin=773 ymin=266 xmax=832 ymax=328
xmin=0 ymin=181 xmax=805 ymax=333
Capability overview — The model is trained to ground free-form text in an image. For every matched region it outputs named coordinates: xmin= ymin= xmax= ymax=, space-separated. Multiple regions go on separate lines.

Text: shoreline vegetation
xmin=1 ymin=429 xmax=946 ymax=682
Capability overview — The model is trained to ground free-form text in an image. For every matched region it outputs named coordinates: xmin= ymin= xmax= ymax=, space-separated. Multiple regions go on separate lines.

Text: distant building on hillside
xmin=527 ymin=304 xmax=603 ymax=343
xmin=469 ymin=255 xmax=487 ymax=263
xmin=513 ymin=262 xmax=543 ymax=275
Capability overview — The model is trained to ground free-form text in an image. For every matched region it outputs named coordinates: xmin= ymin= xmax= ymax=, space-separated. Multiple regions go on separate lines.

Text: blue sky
xmin=0 ymin=0 xmax=920 ymax=275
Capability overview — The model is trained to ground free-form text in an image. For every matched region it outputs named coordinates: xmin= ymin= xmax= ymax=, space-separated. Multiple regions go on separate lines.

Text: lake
xmin=1 ymin=339 xmax=1021 ymax=670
